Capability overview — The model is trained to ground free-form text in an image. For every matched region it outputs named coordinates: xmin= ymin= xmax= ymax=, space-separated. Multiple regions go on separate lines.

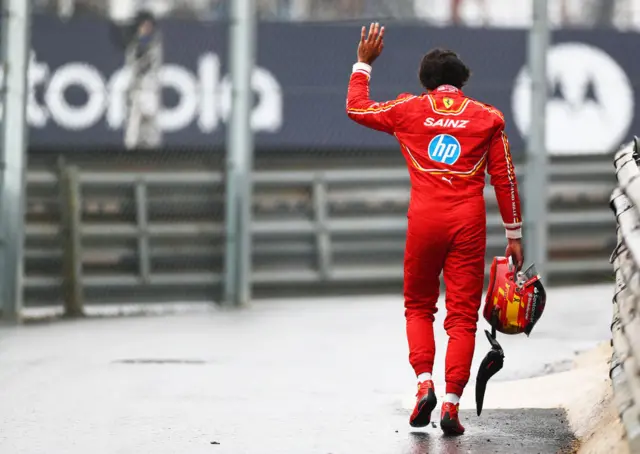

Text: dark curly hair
xmin=419 ymin=49 xmax=471 ymax=91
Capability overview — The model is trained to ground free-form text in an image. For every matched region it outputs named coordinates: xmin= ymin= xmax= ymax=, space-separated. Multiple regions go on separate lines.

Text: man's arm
xmin=346 ymin=22 xmax=411 ymax=134
xmin=487 ymin=124 xmax=524 ymax=269
xmin=346 ymin=63 xmax=412 ymax=134
xmin=487 ymin=124 xmax=522 ymax=238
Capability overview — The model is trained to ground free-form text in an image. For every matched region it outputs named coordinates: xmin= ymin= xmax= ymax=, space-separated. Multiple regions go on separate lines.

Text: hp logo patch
xmin=428 ymin=134 xmax=461 ymax=165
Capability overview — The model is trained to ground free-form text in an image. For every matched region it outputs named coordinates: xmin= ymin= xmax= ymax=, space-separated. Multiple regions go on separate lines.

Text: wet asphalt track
xmin=399 ymin=409 xmax=574 ymax=454
xmin=0 ymin=285 xmax=610 ymax=453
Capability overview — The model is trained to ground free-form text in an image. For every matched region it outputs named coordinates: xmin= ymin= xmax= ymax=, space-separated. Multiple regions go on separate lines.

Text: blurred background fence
xmin=3 ymin=1 xmax=638 ymax=310
xmin=25 ymin=152 xmax=615 ymax=307
xmin=610 ymin=138 xmax=640 ymax=453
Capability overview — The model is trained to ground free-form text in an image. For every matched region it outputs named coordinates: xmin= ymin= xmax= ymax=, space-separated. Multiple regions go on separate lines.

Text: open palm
xmin=357 ymin=22 xmax=385 ymax=66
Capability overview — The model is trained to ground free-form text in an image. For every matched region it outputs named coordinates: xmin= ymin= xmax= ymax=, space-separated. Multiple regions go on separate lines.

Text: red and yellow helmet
xmin=483 ymin=256 xmax=547 ymax=336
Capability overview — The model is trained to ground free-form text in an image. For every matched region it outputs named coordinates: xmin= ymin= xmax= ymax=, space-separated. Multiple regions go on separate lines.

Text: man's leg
xmin=404 ymin=220 xmax=448 ymax=427
xmin=438 ymin=206 xmax=485 ymax=435
xmin=404 ymin=223 xmax=447 ymax=377
xmin=442 ymin=210 xmax=486 ymax=397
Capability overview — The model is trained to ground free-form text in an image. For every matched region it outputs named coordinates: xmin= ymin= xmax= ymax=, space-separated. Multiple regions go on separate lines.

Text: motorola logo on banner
xmin=0 ymin=51 xmax=283 ymax=134
xmin=512 ymin=42 xmax=634 ymax=155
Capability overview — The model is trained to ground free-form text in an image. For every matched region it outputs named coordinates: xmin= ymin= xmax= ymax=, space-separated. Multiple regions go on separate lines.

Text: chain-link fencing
xmin=17 ymin=2 xmax=635 ymax=314
xmin=24 ymin=13 xmax=227 ymax=309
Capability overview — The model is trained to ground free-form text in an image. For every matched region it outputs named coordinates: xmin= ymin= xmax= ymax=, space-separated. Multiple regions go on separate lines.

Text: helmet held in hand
xmin=483 ymin=256 xmax=547 ymax=336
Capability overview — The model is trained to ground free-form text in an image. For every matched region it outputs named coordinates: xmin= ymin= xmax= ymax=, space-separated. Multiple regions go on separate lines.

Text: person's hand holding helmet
xmin=505 ymin=238 xmax=524 ymax=271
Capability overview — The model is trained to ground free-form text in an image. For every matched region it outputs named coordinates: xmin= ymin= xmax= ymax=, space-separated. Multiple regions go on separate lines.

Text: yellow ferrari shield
xmin=443 ymin=97 xmax=454 ymax=109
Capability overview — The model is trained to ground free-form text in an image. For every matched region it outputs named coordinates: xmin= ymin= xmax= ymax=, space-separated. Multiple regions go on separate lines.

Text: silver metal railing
xmin=24 ymin=156 xmax=616 ymax=312
xmin=609 ymin=137 xmax=640 ymax=453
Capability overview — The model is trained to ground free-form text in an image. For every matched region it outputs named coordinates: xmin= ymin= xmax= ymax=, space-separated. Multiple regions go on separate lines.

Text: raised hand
xmin=357 ymin=22 xmax=385 ymax=66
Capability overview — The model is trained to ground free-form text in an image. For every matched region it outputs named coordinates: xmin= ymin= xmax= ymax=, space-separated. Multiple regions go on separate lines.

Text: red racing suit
xmin=346 ymin=62 xmax=522 ymax=396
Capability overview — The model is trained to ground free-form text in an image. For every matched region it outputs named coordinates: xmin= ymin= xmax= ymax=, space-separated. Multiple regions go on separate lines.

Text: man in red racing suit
xmin=346 ymin=23 xmax=524 ymax=435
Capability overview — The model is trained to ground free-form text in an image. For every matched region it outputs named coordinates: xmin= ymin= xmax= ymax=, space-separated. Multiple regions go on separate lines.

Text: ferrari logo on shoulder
xmin=443 ymin=97 xmax=454 ymax=109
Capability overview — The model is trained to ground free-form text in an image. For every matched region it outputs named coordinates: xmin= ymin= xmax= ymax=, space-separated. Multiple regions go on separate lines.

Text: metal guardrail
xmin=610 ymin=137 xmax=640 ymax=453
xmin=23 ymin=156 xmax=616 ymax=309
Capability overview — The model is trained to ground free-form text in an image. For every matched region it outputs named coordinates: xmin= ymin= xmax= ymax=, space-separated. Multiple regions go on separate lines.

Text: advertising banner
xmin=17 ymin=16 xmax=640 ymax=155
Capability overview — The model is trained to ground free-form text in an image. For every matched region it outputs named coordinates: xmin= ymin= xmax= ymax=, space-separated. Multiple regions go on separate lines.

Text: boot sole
xmin=409 ymin=391 xmax=437 ymax=428
xmin=440 ymin=413 xmax=465 ymax=436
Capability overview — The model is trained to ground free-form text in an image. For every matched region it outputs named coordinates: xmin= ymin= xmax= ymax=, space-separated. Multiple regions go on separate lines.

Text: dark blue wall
xmin=19 ymin=16 xmax=640 ymax=155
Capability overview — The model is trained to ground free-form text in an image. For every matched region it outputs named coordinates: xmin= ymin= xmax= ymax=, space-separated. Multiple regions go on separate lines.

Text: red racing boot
xmin=440 ymin=402 xmax=465 ymax=435
xmin=409 ymin=380 xmax=437 ymax=427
